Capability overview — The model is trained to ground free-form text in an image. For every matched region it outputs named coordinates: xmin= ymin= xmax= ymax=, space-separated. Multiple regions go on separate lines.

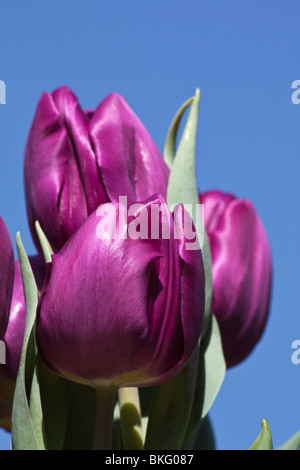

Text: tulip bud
xmin=200 ymin=190 xmax=272 ymax=368
xmin=24 ymin=87 xmax=169 ymax=254
xmin=0 ymin=217 xmax=14 ymax=431
xmin=0 ymin=256 xmax=45 ymax=431
xmin=0 ymin=217 xmax=14 ymax=339
xmin=36 ymin=195 xmax=205 ymax=388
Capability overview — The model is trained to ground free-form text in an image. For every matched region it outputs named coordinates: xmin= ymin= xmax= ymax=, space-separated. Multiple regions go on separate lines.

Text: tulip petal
xmin=0 ymin=217 xmax=14 ymax=338
xmin=133 ymin=200 xmax=205 ymax=384
xmin=25 ymin=87 xmax=107 ymax=253
xmin=4 ymin=256 xmax=45 ymax=378
xmin=36 ymin=203 xmax=160 ymax=384
xmin=90 ymin=93 xmax=169 ymax=206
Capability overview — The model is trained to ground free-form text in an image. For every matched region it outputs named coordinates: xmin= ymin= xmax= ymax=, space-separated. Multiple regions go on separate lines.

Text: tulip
xmin=0 ymin=217 xmax=14 ymax=339
xmin=36 ymin=195 xmax=205 ymax=388
xmin=0 ymin=216 xmax=14 ymax=431
xmin=24 ymin=87 xmax=169 ymax=254
xmin=200 ymin=190 xmax=272 ymax=368
xmin=0 ymin=256 xmax=45 ymax=431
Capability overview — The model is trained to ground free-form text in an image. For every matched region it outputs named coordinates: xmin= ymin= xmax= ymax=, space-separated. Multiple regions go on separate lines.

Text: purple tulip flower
xmin=36 ymin=195 xmax=205 ymax=388
xmin=0 ymin=256 xmax=45 ymax=431
xmin=0 ymin=217 xmax=14 ymax=431
xmin=24 ymin=87 xmax=169 ymax=254
xmin=200 ymin=190 xmax=272 ymax=368
xmin=0 ymin=217 xmax=14 ymax=339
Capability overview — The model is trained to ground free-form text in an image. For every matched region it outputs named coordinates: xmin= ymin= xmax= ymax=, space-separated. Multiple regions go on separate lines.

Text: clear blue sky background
xmin=0 ymin=0 xmax=299 ymax=450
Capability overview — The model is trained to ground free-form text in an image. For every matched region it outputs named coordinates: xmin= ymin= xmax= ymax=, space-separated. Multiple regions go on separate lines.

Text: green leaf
xmin=183 ymin=314 xmax=226 ymax=449
xmin=38 ymin=357 xmax=69 ymax=450
xmin=145 ymin=345 xmax=200 ymax=450
xmin=29 ymin=362 xmax=46 ymax=448
xmin=277 ymin=431 xmax=300 ymax=450
xmin=63 ymin=382 xmax=96 ymax=450
xmin=164 ymin=96 xmax=194 ymax=169
xmin=199 ymin=314 xmax=226 ymax=419
xmin=35 ymin=221 xmax=53 ymax=263
xmin=192 ymin=415 xmax=216 ymax=450
xmin=166 ymin=88 xmax=212 ymax=337
xmin=249 ymin=419 xmax=273 ymax=450
xmin=166 ymin=88 xmax=200 ymax=212
xmin=11 ymin=233 xmax=45 ymax=450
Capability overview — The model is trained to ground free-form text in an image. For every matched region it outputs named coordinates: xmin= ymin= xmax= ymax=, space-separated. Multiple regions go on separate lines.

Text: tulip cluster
xmin=0 ymin=87 xmax=274 ymax=450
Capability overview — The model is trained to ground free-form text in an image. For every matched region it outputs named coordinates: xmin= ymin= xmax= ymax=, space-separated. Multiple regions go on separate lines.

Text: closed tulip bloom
xmin=200 ymin=190 xmax=272 ymax=368
xmin=0 ymin=217 xmax=14 ymax=339
xmin=36 ymin=195 xmax=205 ymax=388
xmin=0 ymin=256 xmax=45 ymax=431
xmin=24 ymin=87 xmax=169 ymax=254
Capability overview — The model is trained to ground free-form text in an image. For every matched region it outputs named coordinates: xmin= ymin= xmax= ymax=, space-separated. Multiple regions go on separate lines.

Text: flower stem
xmin=118 ymin=387 xmax=144 ymax=450
xmin=93 ymin=385 xmax=117 ymax=450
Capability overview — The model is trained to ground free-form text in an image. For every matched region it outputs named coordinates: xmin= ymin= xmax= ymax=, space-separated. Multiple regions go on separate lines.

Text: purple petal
xmin=4 ymin=256 xmax=45 ymax=378
xmin=90 ymin=93 xmax=169 ymax=206
xmin=0 ymin=217 xmax=14 ymax=339
xmin=24 ymin=87 xmax=108 ymax=253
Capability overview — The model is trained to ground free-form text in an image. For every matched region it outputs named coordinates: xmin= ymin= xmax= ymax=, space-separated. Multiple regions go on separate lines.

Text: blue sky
xmin=0 ymin=0 xmax=299 ymax=450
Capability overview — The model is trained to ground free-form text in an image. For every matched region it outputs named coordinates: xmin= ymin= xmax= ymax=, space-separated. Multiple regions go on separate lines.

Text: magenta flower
xmin=24 ymin=87 xmax=169 ymax=254
xmin=36 ymin=195 xmax=205 ymax=388
xmin=4 ymin=256 xmax=45 ymax=378
xmin=200 ymin=190 xmax=272 ymax=368
xmin=0 ymin=256 xmax=45 ymax=431
xmin=0 ymin=217 xmax=14 ymax=339
xmin=0 ymin=217 xmax=14 ymax=431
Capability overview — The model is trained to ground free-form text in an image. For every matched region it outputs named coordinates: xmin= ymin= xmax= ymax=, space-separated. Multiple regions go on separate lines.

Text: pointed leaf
xmin=277 ymin=431 xmax=300 ymax=450
xmin=249 ymin=419 xmax=273 ymax=450
xmin=183 ymin=314 xmax=225 ymax=449
xmin=166 ymin=88 xmax=212 ymax=336
xmin=11 ymin=233 xmax=45 ymax=450
xmin=167 ymin=88 xmax=200 ymax=212
xmin=164 ymin=96 xmax=194 ymax=169
xmin=199 ymin=314 xmax=226 ymax=419
xmin=35 ymin=221 xmax=53 ymax=263
xmin=29 ymin=363 xmax=46 ymax=448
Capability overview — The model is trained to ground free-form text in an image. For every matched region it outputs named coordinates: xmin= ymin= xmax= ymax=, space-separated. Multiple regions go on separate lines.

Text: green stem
xmin=118 ymin=387 xmax=144 ymax=450
xmin=93 ymin=385 xmax=117 ymax=450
